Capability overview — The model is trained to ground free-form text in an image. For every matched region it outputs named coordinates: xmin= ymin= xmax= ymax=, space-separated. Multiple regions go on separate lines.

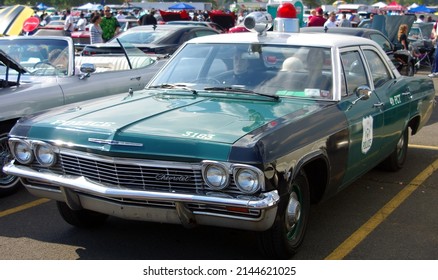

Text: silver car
xmin=0 ymin=36 xmax=165 ymax=196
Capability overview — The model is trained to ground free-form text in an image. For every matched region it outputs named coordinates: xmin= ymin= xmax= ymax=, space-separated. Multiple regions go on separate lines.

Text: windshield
xmin=149 ymin=43 xmax=333 ymax=100
xmin=0 ymin=38 xmax=69 ymax=76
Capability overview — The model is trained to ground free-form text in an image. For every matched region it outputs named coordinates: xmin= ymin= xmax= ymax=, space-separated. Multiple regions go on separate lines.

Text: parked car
xmin=72 ymin=18 xmax=139 ymax=52
xmin=408 ymin=22 xmax=435 ymax=50
xmin=166 ymin=20 xmax=227 ymax=33
xmin=300 ymin=27 xmax=411 ymax=75
xmin=81 ymin=24 xmax=220 ymax=56
xmin=0 ymin=36 xmax=167 ymax=196
xmin=39 ymin=20 xmax=65 ymax=30
xmin=3 ymin=13 xmax=435 ymax=259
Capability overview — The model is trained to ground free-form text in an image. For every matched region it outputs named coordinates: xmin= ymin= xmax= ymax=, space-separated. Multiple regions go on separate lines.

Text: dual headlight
xmin=201 ymin=161 xmax=264 ymax=194
xmin=9 ymin=139 xmax=57 ymax=167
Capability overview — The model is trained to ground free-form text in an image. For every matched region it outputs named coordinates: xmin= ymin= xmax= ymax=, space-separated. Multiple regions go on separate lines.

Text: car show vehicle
xmin=0 ymin=5 xmax=34 ymax=36
xmin=3 ymin=11 xmax=435 ymax=258
xmin=81 ymin=24 xmax=220 ymax=56
xmin=0 ymin=36 xmax=166 ymax=196
xmin=166 ymin=20 xmax=227 ymax=33
xmin=38 ymin=20 xmax=65 ymax=30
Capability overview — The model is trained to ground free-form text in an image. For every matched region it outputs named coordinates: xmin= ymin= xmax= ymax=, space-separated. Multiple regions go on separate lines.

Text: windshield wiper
xmin=204 ymin=86 xmax=279 ymax=101
xmin=148 ymin=83 xmax=197 ymax=95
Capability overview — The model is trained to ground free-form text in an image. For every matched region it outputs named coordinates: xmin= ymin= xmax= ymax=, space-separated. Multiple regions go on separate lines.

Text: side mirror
xmin=352 ymin=85 xmax=372 ymax=105
xmin=80 ymin=63 xmax=96 ymax=74
xmin=79 ymin=63 xmax=96 ymax=80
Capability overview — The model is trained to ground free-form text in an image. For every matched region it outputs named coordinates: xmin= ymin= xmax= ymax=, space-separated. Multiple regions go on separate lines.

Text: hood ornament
xmin=88 ymin=138 xmax=143 ymax=147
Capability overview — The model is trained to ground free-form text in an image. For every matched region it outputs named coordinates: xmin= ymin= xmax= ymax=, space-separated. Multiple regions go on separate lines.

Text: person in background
xmin=428 ymin=21 xmax=438 ymax=77
xmin=132 ymin=8 xmax=141 ymax=19
xmin=100 ymin=6 xmax=120 ymax=42
xmin=308 ymin=9 xmax=316 ymax=22
xmin=339 ymin=13 xmax=352 ymax=27
xmin=63 ymin=9 xmax=74 ymax=36
xmin=90 ymin=13 xmax=103 ymax=44
xmin=307 ymin=7 xmax=325 ymax=27
xmin=139 ymin=8 xmax=157 ymax=25
xmin=116 ymin=10 xmax=125 ymax=20
xmin=415 ymin=14 xmax=425 ymax=23
xmin=324 ymin=12 xmax=337 ymax=28
xmin=398 ymin=24 xmax=409 ymax=50
xmin=76 ymin=13 xmax=87 ymax=31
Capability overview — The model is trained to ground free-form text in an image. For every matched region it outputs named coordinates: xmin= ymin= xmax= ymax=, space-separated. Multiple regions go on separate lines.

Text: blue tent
xmin=408 ymin=5 xmax=436 ymax=14
xmin=168 ymin=3 xmax=196 ymax=10
xmin=37 ymin=3 xmax=48 ymax=10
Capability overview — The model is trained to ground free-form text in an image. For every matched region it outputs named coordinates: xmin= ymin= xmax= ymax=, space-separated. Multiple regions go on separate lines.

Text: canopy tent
xmin=372 ymin=2 xmax=387 ymax=9
xmin=168 ymin=3 xmax=196 ymax=10
xmin=382 ymin=1 xmax=406 ymax=11
xmin=76 ymin=3 xmax=103 ymax=11
xmin=408 ymin=5 xmax=436 ymax=14
xmin=36 ymin=3 xmax=48 ymax=10
xmin=407 ymin=3 xmax=419 ymax=9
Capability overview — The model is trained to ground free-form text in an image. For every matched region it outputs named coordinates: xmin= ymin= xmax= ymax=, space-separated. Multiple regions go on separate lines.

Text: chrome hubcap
xmin=286 ymin=192 xmax=301 ymax=231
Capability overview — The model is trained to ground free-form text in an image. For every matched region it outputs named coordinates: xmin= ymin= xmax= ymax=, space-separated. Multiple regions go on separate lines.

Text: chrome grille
xmin=58 ymin=153 xmax=204 ymax=192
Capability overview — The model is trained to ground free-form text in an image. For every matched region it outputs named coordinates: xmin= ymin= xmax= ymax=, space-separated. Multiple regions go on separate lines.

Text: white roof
xmin=188 ymin=31 xmax=378 ymax=49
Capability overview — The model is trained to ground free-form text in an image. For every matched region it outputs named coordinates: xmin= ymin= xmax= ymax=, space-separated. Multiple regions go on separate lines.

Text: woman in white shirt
xmin=90 ymin=14 xmax=103 ymax=44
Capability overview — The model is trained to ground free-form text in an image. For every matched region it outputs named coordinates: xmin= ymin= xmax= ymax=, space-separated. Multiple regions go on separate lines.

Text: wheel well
xmin=408 ymin=115 xmax=420 ymax=135
xmin=301 ymin=157 xmax=328 ymax=204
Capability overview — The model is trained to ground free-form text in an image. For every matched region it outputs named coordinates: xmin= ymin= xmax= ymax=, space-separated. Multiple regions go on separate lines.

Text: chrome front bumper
xmin=4 ymin=162 xmax=280 ymax=231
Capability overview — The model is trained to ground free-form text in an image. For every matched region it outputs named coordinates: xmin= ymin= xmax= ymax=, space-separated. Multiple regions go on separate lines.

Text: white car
xmin=0 ymin=36 xmax=166 ymax=196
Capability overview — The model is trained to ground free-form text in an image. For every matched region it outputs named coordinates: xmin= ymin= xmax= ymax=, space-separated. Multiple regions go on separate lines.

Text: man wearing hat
xmin=307 ymin=7 xmax=325 ymax=27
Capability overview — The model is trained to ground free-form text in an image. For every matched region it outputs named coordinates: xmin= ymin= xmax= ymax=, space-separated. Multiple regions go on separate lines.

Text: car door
xmin=337 ymin=47 xmax=386 ymax=185
xmin=362 ymin=46 xmax=411 ymax=154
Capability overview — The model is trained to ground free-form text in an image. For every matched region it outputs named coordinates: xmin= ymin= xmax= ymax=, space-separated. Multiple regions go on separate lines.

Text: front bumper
xmin=4 ymin=161 xmax=280 ymax=231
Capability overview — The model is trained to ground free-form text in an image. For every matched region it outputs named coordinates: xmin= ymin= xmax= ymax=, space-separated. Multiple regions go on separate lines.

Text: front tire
xmin=56 ymin=202 xmax=108 ymax=228
xmin=0 ymin=125 xmax=21 ymax=197
xmin=257 ymin=170 xmax=310 ymax=259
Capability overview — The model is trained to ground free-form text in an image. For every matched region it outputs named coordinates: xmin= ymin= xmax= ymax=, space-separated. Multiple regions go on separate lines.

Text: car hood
xmin=14 ymin=90 xmax=326 ymax=160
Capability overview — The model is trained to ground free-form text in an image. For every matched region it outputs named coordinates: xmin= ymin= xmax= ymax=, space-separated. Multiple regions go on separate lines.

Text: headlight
xmin=202 ymin=162 xmax=229 ymax=190
xmin=12 ymin=140 xmax=33 ymax=164
xmin=34 ymin=143 xmax=57 ymax=167
xmin=234 ymin=168 xmax=262 ymax=194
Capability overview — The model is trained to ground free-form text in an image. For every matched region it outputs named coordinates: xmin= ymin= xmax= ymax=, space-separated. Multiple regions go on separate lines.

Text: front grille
xmin=58 ymin=153 xmax=204 ymax=193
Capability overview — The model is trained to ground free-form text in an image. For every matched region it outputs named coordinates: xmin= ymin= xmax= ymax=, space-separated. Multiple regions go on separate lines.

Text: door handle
xmin=130 ymin=76 xmax=141 ymax=81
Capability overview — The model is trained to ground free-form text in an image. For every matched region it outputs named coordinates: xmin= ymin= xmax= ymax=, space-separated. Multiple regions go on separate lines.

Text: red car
xmin=39 ymin=20 xmax=65 ymax=30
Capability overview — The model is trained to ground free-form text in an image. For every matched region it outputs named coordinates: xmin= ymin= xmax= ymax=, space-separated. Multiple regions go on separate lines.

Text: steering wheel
xmin=33 ymin=61 xmax=55 ymax=69
xmin=191 ymin=77 xmax=221 ymax=85
xmin=32 ymin=61 xmax=58 ymax=76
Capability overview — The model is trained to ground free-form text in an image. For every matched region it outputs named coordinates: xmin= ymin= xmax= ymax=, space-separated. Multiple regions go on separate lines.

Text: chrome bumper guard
xmin=4 ymin=162 xmax=280 ymax=231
